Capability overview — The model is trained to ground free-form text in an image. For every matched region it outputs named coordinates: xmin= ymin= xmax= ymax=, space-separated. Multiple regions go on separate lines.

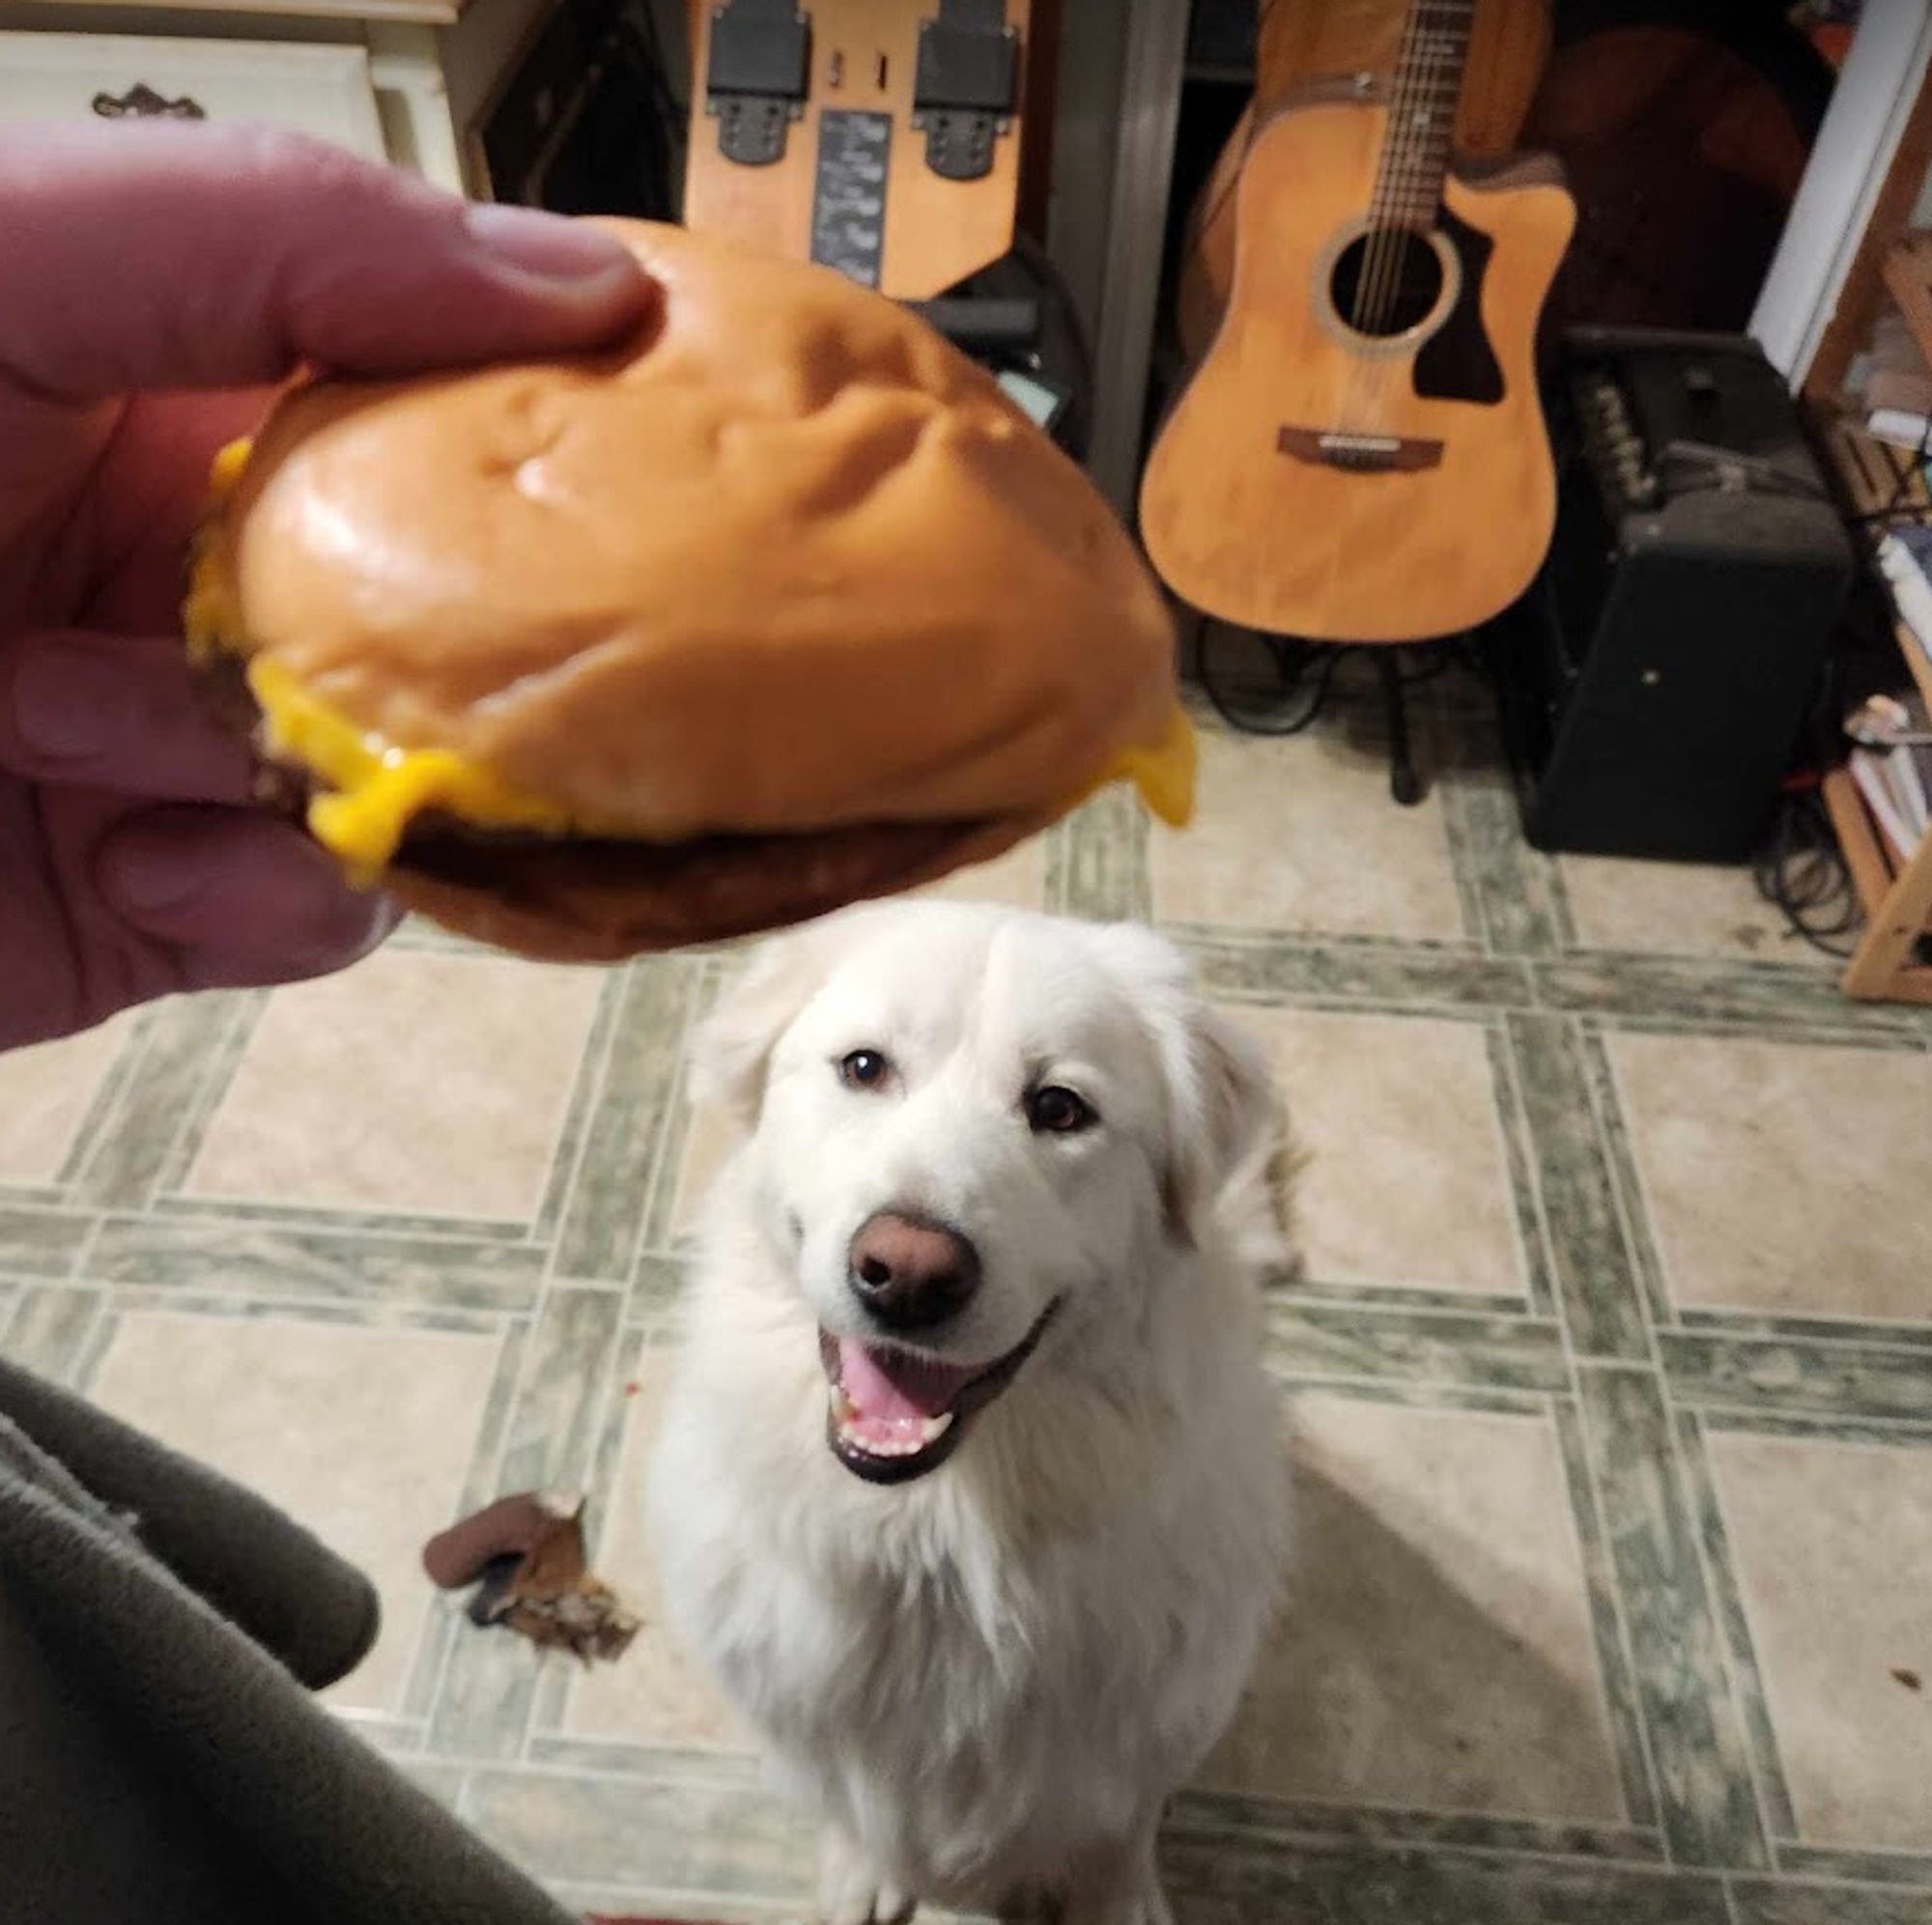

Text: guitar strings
xmin=1318 ymin=0 xmax=1450 ymax=635
xmin=1360 ymin=0 xmax=1430 ymax=338
xmin=1351 ymin=2 xmax=1413 ymax=344
xmin=1331 ymin=0 xmax=1470 ymax=439
xmin=1361 ymin=0 xmax=1466 ymax=433
xmin=1371 ymin=4 xmax=1455 ymax=340
xmin=1350 ymin=82 xmax=1390 ymax=338
xmin=1347 ymin=0 xmax=1438 ymax=435
xmin=1362 ymin=0 xmax=1447 ymax=337
xmin=1366 ymin=0 xmax=1455 ymax=422
xmin=1338 ymin=1 xmax=1411 ymax=431
xmin=1311 ymin=0 xmax=1468 ymax=645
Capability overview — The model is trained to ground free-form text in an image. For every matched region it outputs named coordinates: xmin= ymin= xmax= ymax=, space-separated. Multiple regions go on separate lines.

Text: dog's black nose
xmin=847 ymin=1212 xmax=981 ymax=1330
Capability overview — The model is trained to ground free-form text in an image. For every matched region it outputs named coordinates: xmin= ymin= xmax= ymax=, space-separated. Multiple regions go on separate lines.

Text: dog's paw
xmin=816 ymin=1831 xmax=915 ymax=1925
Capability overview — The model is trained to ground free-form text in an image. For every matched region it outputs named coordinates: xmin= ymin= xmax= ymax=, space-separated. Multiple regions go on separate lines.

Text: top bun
xmin=207 ymin=219 xmax=1186 ymax=858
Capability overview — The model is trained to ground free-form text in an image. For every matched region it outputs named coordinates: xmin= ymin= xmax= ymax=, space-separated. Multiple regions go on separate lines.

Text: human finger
xmin=93 ymin=805 xmax=394 ymax=989
xmin=0 ymin=122 xmax=657 ymax=403
xmin=0 ymin=628 xmax=253 ymax=802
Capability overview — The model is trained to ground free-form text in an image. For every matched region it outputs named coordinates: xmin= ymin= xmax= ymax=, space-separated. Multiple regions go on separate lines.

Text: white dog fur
xmin=648 ymin=901 xmax=1291 ymax=1925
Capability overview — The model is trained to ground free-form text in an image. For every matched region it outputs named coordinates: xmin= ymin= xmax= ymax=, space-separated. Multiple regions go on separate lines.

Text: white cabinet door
xmin=0 ymin=32 xmax=386 ymax=160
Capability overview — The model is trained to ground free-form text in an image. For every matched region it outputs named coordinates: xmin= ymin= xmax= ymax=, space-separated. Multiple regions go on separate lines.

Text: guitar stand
xmin=1194 ymin=620 xmax=1461 ymax=807
xmin=1377 ymin=650 xmax=1424 ymax=808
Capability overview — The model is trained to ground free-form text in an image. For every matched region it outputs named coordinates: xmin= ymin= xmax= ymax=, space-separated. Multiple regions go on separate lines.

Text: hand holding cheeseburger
xmin=186 ymin=220 xmax=1192 ymax=962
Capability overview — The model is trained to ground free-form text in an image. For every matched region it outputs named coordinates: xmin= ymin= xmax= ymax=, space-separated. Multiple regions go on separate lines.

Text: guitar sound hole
xmin=1330 ymin=229 xmax=1443 ymax=338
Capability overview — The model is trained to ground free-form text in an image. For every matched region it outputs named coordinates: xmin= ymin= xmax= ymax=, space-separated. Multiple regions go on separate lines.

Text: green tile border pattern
xmin=1 ymin=694 xmax=1929 ymax=1921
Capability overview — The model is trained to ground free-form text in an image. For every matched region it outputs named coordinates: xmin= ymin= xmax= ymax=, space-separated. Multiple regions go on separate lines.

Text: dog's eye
xmin=1026 ymin=1085 xmax=1096 ymax=1135
xmin=838 ymin=1049 xmax=892 ymax=1091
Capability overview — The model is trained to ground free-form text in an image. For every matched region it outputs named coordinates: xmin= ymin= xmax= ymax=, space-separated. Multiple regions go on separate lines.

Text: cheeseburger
xmin=185 ymin=219 xmax=1191 ymax=962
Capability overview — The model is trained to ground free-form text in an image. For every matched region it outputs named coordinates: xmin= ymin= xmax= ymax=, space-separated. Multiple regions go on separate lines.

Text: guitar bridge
xmin=706 ymin=0 xmax=811 ymax=167
xmin=1277 ymin=426 xmax=1445 ymax=473
xmin=914 ymin=0 xmax=1019 ymax=183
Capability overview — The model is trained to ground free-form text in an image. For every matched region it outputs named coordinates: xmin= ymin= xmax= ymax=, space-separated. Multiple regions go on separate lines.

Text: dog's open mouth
xmin=818 ymin=1304 xmax=1058 ymax=1485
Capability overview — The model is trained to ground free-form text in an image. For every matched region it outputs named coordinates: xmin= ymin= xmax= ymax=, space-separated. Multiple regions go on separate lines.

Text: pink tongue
xmin=838 ymin=1339 xmax=980 ymax=1423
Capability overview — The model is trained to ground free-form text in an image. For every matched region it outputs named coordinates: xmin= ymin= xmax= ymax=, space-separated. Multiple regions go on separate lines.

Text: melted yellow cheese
xmin=1098 ymin=704 xmax=1195 ymax=828
xmin=250 ymin=660 xmax=1197 ymax=883
xmin=182 ymin=439 xmax=253 ymax=667
xmin=250 ymin=664 xmax=1196 ymax=885
xmin=188 ymin=436 xmax=1198 ymax=877
xmin=208 ymin=436 xmax=253 ymax=500
xmin=245 ymin=656 xmax=575 ymax=885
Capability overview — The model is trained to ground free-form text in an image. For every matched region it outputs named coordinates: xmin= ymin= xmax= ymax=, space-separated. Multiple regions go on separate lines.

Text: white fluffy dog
xmin=648 ymin=902 xmax=1290 ymax=1925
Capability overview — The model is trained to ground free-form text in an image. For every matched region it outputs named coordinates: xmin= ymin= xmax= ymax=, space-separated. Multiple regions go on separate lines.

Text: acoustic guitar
xmin=682 ymin=0 xmax=1037 ymax=300
xmin=1140 ymin=0 xmax=1575 ymax=644
xmin=1176 ymin=0 xmax=1552 ymax=365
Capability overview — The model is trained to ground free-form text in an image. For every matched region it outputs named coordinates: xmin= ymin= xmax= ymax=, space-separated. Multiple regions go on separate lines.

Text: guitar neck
xmin=1371 ymin=0 xmax=1476 ymax=228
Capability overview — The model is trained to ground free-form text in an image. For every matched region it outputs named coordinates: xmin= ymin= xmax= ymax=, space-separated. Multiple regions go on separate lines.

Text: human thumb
xmin=0 ymin=122 xmax=658 ymax=399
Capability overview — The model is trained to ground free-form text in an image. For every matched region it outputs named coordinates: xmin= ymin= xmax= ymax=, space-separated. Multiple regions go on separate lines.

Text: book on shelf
xmin=1871 ymin=407 xmax=1932 ymax=452
xmin=1899 ymin=745 xmax=1932 ymax=835
xmin=1850 ymin=747 xmax=1922 ymax=863
xmin=1877 ymin=523 xmax=1932 ymax=663
xmin=1844 ymin=686 xmax=1932 ymax=861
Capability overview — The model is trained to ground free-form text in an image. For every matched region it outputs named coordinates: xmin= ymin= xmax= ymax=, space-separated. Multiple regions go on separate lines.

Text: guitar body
xmin=1141 ymin=96 xmax=1574 ymax=642
xmin=1176 ymin=0 xmax=1552 ymax=363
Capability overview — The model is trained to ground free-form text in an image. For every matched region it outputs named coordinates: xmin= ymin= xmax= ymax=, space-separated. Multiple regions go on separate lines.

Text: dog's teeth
xmin=832 ymin=1405 xmax=958 ymax=1458
xmin=844 ymin=1426 xmax=914 ymax=1457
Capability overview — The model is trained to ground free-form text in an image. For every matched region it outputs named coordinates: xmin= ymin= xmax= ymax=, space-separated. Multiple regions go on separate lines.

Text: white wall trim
xmin=1749 ymin=0 xmax=1932 ymax=384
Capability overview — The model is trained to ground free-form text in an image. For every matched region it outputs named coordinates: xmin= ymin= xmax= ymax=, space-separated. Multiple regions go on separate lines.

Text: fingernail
xmin=13 ymin=643 xmax=130 ymax=759
xmin=462 ymin=202 xmax=639 ymax=287
xmin=113 ymin=835 xmax=213 ymax=914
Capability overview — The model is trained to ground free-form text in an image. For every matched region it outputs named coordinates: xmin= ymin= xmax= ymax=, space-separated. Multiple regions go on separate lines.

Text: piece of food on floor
xmin=423 ymin=1490 xmax=638 ymax=1665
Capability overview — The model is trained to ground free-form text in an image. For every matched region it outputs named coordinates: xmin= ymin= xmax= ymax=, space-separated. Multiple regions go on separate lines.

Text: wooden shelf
xmin=1831 ymin=412 xmax=1932 ymax=712
xmin=1822 ymin=768 xmax=1932 ymax=1004
xmin=1821 ymin=410 xmax=1930 ymax=516
xmin=1815 ymin=411 xmax=1932 ymax=1003
xmin=1822 ymin=766 xmax=1897 ymax=919
xmin=1884 ymin=231 xmax=1932 ymax=367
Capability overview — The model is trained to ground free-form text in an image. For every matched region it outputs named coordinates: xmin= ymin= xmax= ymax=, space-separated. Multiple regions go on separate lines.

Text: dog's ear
xmin=1090 ymin=923 xmax=1284 ymax=1249
xmin=689 ymin=924 xmax=841 ymax=1125
xmin=1166 ymin=1004 xmax=1286 ymax=1254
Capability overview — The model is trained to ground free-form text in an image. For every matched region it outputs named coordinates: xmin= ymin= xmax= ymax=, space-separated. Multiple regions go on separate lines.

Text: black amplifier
xmin=1502 ymin=326 xmax=1855 ymax=863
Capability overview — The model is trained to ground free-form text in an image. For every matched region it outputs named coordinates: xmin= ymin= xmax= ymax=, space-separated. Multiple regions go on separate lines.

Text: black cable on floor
xmin=1196 ymin=623 xmax=1478 ymax=736
xmin=1197 ymin=626 xmax=1347 ymax=736
xmin=1751 ymin=782 xmax=1860 ymax=960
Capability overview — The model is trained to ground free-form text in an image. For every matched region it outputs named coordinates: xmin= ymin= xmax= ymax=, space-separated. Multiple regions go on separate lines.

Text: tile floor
xmin=6 ymin=676 xmax=1932 ymax=1925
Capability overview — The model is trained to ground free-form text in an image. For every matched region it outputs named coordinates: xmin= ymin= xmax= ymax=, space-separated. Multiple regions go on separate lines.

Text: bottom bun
xmin=383 ymin=813 xmax=1045 ymax=963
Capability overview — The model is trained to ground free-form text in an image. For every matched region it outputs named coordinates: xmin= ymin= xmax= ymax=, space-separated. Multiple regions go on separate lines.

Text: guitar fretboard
xmin=1369 ymin=0 xmax=1475 ymax=229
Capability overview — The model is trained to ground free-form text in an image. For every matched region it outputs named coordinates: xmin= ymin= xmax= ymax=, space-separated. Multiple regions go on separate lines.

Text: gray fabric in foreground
xmin=0 ymin=1355 xmax=578 ymax=1925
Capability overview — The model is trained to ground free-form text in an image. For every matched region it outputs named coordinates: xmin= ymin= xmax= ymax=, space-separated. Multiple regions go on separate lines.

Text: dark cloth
xmin=0 ymin=1355 xmax=578 ymax=1925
